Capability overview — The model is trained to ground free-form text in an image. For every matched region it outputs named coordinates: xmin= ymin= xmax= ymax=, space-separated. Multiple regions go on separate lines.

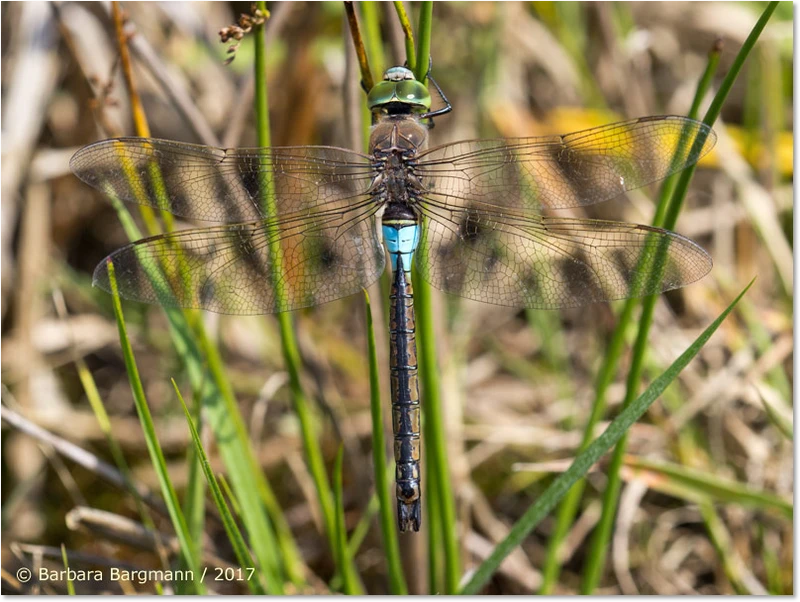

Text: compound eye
xmin=395 ymin=81 xmax=431 ymax=109
xmin=367 ymin=80 xmax=398 ymax=110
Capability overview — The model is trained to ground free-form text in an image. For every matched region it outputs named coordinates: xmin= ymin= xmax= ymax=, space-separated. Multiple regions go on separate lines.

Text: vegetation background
xmin=1 ymin=1 xmax=793 ymax=595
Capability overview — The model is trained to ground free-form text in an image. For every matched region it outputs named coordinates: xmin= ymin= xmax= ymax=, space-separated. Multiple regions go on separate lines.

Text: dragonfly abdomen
xmin=383 ymin=221 xmax=422 ymax=532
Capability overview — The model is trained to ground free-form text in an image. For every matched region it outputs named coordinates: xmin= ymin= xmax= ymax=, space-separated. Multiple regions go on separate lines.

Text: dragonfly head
xmin=367 ymin=66 xmax=431 ymax=115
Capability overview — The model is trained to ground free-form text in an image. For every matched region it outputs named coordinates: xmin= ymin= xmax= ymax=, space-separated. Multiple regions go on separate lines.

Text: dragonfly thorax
xmin=369 ymin=116 xmax=428 ymax=211
xmin=369 ymin=114 xmax=428 ymax=154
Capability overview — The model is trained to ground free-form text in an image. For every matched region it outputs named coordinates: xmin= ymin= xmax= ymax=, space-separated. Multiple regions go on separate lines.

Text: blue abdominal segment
xmin=383 ymin=223 xmax=420 ymax=272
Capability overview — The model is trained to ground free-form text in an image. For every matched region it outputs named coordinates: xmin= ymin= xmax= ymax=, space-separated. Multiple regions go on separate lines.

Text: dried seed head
xmin=218 ymin=3 xmax=270 ymax=64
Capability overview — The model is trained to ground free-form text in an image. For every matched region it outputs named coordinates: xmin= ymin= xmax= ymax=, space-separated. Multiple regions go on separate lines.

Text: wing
xmin=93 ymin=201 xmax=385 ymax=314
xmin=415 ymin=202 xmax=712 ymax=309
xmin=415 ymin=116 xmax=716 ymax=213
xmin=70 ymin=138 xmax=376 ymax=223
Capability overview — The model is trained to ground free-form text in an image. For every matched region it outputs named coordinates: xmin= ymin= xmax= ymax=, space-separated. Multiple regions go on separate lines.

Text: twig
xmin=0 ymin=404 xmax=167 ymax=516
xmin=122 ymin=14 xmax=219 ymax=146
xmin=111 ymin=1 xmax=150 ymax=137
xmin=12 ymin=544 xmax=142 ymax=572
xmin=343 ymin=1 xmax=374 ymax=91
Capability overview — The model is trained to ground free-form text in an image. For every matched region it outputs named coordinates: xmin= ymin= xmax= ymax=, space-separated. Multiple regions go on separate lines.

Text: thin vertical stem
xmin=411 ymin=2 xmax=460 ymax=594
xmin=414 ymin=2 xmax=432 ymax=83
xmin=360 ymin=2 xmax=385 ymax=78
xmin=344 ymin=1 xmax=374 ymax=91
xmin=111 ymin=1 xmax=150 ymax=138
xmin=425 ymin=456 xmax=443 ymax=594
xmin=110 ymin=1 xmax=165 ymax=237
xmin=333 ymin=448 xmax=364 ymax=595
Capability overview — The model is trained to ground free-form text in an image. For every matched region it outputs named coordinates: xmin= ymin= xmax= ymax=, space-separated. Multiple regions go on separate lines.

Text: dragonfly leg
xmin=419 ymin=58 xmax=452 ymax=122
xmin=421 ymin=75 xmax=452 ymax=119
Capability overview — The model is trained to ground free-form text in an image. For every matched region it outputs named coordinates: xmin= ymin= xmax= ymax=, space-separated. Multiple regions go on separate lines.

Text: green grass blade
xmin=425 ymin=461 xmax=444 ymax=594
xmin=580 ymin=300 xmax=658 ymax=593
xmin=333 ymin=447 xmax=364 ymax=595
xmin=107 ymin=260 xmax=205 ymax=595
xmin=218 ymin=474 xmax=242 ymax=517
xmin=460 ymin=280 xmax=753 ymax=594
xmin=180 ymin=388 xmax=206 ymax=594
xmin=347 ymin=486 xmax=379 ymax=557
xmin=624 ymin=457 xmax=792 ymax=517
xmin=664 ymin=1 xmax=779 ymax=232
xmin=364 ymin=290 xmax=408 ymax=594
xmin=580 ymin=5 xmax=778 ymax=592
xmin=698 ymin=500 xmax=766 ymax=594
xmin=344 ymin=1 xmax=375 ymax=92
xmin=346 ymin=461 xmax=396 ymax=560
xmin=689 ymin=41 xmax=723 ymax=126
xmin=360 ymin=2 xmax=385 ymax=77
xmin=758 ymin=388 xmax=793 ymax=440
xmin=252 ymin=474 xmax=306 ymax=586
xmin=414 ymin=1 xmax=432 ymax=82
xmin=173 ymin=380 xmax=267 ymax=595
xmin=278 ymin=311 xmax=338 ymax=545
xmin=60 ymin=545 xmax=75 ymax=595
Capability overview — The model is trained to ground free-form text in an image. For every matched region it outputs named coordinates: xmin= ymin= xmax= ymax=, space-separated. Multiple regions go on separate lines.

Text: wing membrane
xmin=93 ymin=202 xmax=385 ymax=314
xmin=415 ymin=116 xmax=716 ymax=213
xmin=70 ymin=138 xmax=376 ymax=223
xmin=416 ymin=202 xmax=712 ymax=309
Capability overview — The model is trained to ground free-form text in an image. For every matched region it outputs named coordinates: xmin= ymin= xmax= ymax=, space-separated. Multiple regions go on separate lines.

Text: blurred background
xmin=1 ymin=1 xmax=793 ymax=594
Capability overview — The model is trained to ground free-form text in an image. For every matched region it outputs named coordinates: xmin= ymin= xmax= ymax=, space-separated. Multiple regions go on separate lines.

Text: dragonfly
xmin=71 ymin=65 xmax=716 ymax=532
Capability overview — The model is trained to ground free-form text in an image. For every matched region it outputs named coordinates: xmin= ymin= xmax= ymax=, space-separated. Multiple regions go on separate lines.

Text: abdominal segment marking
xmin=383 ymin=220 xmax=422 ymax=532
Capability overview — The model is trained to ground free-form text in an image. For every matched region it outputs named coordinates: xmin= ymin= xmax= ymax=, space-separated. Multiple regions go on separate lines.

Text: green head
xmin=367 ymin=66 xmax=431 ymax=114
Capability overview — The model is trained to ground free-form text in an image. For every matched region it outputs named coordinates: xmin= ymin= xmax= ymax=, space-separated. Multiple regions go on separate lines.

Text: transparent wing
xmin=415 ymin=116 xmax=716 ymax=213
xmin=70 ymin=138 xmax=376 ymax=223
xmin=416 ymin=203 xmax=712 ymax=309
xmin=93 ymin=201 xmax=385 ymax=314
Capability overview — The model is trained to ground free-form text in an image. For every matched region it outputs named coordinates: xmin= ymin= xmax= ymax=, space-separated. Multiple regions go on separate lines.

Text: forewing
xmin=416 ymin=203 xmax=712 ymax=309
xmin=415 ymin=116 xmax=716 ymax=213
xmin=93 ymin=202 xmax=385 ymax=314
xmin=70 ymin=138 xmax=376 ymax=223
